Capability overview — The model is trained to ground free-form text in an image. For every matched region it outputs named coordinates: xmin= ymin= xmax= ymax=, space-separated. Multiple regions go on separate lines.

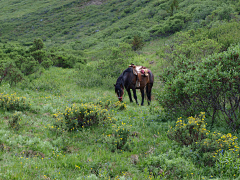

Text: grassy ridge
xmin=1 ymin=0 xmax=238 ymax=49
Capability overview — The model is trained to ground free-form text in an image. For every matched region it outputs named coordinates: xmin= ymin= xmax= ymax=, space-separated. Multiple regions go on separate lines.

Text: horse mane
xmin=116 ymin=67 xmax=132 ymax=87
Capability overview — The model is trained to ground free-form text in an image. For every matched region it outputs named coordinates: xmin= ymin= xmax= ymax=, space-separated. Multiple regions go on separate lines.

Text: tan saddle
xmin=129 ymin=64 xmax=149 ymax=87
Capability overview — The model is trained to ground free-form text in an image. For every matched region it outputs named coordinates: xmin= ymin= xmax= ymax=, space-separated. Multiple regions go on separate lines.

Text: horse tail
xmin=148 ymin=70 xmax=154 ymax=84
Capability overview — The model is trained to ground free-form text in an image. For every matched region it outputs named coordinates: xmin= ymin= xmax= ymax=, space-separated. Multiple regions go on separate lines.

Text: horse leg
xmin=132 ymin=88 xmax=139 ymax=105
xmin=140 ymin=88 xmax=144 ymax=106
xmin=146 ymin=84 xmax=152 ymax=105
xmin=127 ymin=89 xmax=133 ymax=103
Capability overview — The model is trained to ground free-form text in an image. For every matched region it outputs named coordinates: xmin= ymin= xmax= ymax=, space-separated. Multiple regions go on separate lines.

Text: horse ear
xmin=114 ymin=84 xmax=116 ymax=87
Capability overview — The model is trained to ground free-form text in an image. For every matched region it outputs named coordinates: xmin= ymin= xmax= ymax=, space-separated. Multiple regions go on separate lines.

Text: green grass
xmin=0 ymin=0 xmax=240 ymax=179
xmin=0 ymin=67 xmax=174 ymax=179
xmin=0 ymin=67 xmax=239 ymax=179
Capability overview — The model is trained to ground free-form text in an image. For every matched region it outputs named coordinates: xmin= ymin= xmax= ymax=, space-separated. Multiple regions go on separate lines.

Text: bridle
xmin=117 ymin=87 xmax=124 ymax=101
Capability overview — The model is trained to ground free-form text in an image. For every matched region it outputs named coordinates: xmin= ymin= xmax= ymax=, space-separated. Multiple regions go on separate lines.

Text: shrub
xmin=30 ymin=50 xmax=47 ymax=64
xmin=167 ymin=112 xmax=207 ymax=146
xmin=206 ymin=22 xmax=240 ymax=51
xmin=141 ymin=153 xmax=197 ymax=178
xmin=131 ymin=36 xmax=144 ymax=51
xmin=0 ymin=60 xmax=24 ymax=86
xmin=112 ymin=101 xmax=127 ymax=111
xmin=41 ymin=58 xmax=53 ymax=69
xmin=0 ymin=93 xmax=31 ymax=111
xmin=8 ymin=111 xmax=22 ymax=130
xmin=29 ymin=38 xmax=44 ymax=52
xmin=149 ymin=12 xmax=191 ymax=37
xmin=159 ymin=44 xmax=240 ymax=130
xmin=53 ymin=103 xmax=110 ymax=131
xmin=168 ymin=113 xmax=239 ymax=166
xmin=20 ymin=56 xmax=39 ymax=75
xmin=105 ymin=126 xmax=133 ymax=152
xmin=156 ymin=29 xmax=222 ymax=64
xmin=51 ymin=54 xmax=85 ymax=68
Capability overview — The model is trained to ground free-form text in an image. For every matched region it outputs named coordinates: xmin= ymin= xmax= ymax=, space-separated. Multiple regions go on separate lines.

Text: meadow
xmin=1 ymin=0 xmax=240 ymax=179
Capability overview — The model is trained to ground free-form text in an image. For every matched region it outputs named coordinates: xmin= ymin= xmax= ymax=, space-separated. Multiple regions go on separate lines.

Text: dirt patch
xmin=20 ymin=150 xmax=45 ymax=158
xmin=85 ymin=0 xmax=103 ymax=6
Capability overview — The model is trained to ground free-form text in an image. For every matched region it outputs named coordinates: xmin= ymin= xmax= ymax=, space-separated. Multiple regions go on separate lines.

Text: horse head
xmin=114 ymin=84 xmax=124 ymax=101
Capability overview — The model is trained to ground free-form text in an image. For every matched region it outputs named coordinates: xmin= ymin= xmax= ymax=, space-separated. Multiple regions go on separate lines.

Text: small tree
xmin=166 ymin=0 xmax=179 ymax=16
xmin=131 ymin=36 xmax=144 ymax=51
xmin=29 ymin=38 xmax=44 ymax=52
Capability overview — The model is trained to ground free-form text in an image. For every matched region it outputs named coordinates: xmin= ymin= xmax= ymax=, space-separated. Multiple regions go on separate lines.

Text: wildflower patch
xmin=53 ymin=103 xmax=111 ymax=131
xmin=168 ymin=112 xmax=239 ymax=166
xmin=0 ymin=93 xmax=31 ymax=111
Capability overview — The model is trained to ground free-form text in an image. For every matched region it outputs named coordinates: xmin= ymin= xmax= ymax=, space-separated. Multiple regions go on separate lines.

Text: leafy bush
xmin=206 ymin=22 xmax=240 ymax=51
xmin=141 ymin=153 xmax=197 ymax=178
xmin=168 ymin=113 xmax=239 ymax=166
xmin=30 ymin=50 xmax=47 ymax=64
xmin=53 ymin=103 xmax=110 ymax=131
xmin=105 ymin=127 xmax=133 ymax=152
xmin=167 ymin=112 xmax=207 ymax=146
xmin=20 ymin=56 xmax=39 ymax=75
xmin=8 ymin=111 xmax=22 ymax=130
xmin=131 ymin=36 xmax=144 ymax=51
xmin=29 ymin=38 xmax=44 ymax=52
xmin=51 ymin=53 xmax=85 ymax=68
xmin=0 ymin=60 xmax=25 ymax=86
xmin=159 ymin=44 xmax=240 ymax=130
xmin=156 ymin=29 xmax=222 ymax=64
xmin=149 ymin=12 xmax=191 ymax=37
xmin=0 ymin=93 xmax=31 ymax=111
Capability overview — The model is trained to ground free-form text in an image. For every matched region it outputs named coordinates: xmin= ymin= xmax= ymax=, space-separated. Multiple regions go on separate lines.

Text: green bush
xmin=20 ymin=56 xmax=39 ymax=75
xmin=105 ymin=127 xmax=133 ymax=152
xmin=157 ymin=29 xmax=222 ymax=64
xmin=53 ymin=103 xmax=111 ymax=131
xmin=167 ymin=112 xmax=207 ymax=146
xmin=159 ymin=44 xmax=240 ymax=130
xmin=149 ymin=12 xmax=191 ymax=36
xmin=141 ymin=153 xmax=197 ymax=178
xmin=0 ymin=93 xmax=31 ymax=111
xmin=131 ymin=36 xmax=144 ymax=51
xmin=41 ymin=58 xmax=53 ymax=69
xmin=51 ymin=53 xmax=85 ymax=68
xmin=168 ymin=113 xmax=239 ymax=166
xmin=8 ymin=111 xmax=22 ymax=130
xmin=0 ymin=60 xmax=25 ymax=86
xmin=29 ymin=38 xmax=44 ymax=52
xmin=207 ymin=22 xmax=240 ymax=51
xmin=30 ymin=50 xmax=47 ymax=64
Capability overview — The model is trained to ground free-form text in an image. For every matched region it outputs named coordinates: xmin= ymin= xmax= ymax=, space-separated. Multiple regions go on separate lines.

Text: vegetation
xmin=0 ymin=0 xmax=240 ymax=179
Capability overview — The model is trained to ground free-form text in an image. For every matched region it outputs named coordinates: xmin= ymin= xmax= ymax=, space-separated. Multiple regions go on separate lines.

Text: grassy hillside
xmin=1 ymin=0 xmax=240 ymax=179
xmin=1 ymin=0 xmax=239 ymax=49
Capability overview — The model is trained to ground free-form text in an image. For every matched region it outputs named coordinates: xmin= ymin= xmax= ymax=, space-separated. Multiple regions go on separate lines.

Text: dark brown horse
xmin=114 ymin=67 xmax=154 ymax=105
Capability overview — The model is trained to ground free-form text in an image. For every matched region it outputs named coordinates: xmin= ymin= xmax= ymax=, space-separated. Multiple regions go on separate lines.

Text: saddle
xmin=129 ymin=64 xmax=149 ymax=87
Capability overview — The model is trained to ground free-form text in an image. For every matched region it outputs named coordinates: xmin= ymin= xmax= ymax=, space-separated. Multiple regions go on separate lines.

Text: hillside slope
xmin=1 ymin=0 xmax=239 ymax=50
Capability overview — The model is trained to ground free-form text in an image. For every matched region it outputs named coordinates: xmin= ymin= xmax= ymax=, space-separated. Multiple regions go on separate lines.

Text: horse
xmin=114 ymin=66 xmax=154 ymax=105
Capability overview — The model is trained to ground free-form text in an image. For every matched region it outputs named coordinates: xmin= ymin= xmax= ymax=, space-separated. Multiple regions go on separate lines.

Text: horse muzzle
xmin=118 ymin=97 xmax=123 ymax=101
